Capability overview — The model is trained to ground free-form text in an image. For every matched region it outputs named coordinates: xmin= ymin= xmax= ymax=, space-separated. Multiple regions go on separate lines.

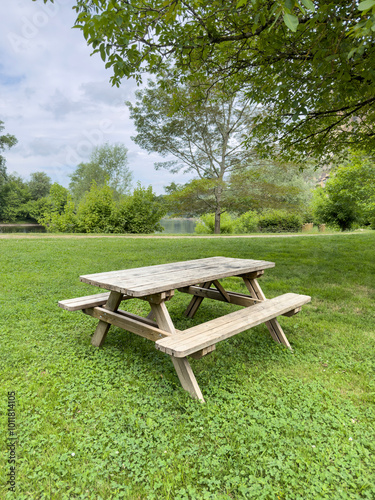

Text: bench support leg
xmin=243 ymin=278 xmax=292 ymax=351
xmin=151 ymin=300 xmax=205 ymax=402
xmin=171 ymin=357 xmax=205 ymax=402
xmin=184 ymin=281 xmax=213 ymax=318
xmin=91 ymin=291 xmax=123 ymax=347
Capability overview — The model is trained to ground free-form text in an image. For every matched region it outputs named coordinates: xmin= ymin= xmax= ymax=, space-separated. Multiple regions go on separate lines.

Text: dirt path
xmin=0 ymin=231 xmax=367 ymax=240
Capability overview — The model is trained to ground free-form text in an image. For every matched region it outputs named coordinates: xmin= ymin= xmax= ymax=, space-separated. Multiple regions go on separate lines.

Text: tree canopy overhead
xmin=38 ymin=0 xmax=375 ymax=161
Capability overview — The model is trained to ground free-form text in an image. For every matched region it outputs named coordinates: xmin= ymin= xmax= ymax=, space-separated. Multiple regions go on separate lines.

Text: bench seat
xmin=155 ymin=293 xmax=311 ymax=358
xmin=58 ymin=292 xmax=111 ymax=311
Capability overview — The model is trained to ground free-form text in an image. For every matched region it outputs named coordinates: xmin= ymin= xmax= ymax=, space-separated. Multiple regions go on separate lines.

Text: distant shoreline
xmin=0 ymin=224 xmax=43 ymax=228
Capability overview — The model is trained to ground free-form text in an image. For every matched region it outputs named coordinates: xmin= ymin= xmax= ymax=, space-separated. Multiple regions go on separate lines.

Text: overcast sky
xmin=0 ymin=0 xmax=187 ymax=194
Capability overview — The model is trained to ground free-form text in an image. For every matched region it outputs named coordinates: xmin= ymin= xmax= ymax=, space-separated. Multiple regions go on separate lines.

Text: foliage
xmin=128 ymin=79 xmax=259 ymax=233
xmin=37 ymin=183 xmax=166 ymax=234
xmin=69 ymin=143 xmax=132 ymax=202
xmin=27 ymin=171 xmax=52 ymax=200
xmin=0 ymin=120 xmax=17 ymax=171
xmin=232 ymin=210 xmax=260 ymax=234
xmin=195 ymin=212 xmax=235 ymax=234
xmin=40 ymin=0 xmax=375 ymax=161
xmin=1 ymin=233 xmax=375 ymax=498
xmin=228 ymin=159 xmax=316 ymax=213
xmin=258 ymin=209 xmax=303 ymax=233
xmin=76 ymin=183 xmax=120 ymax=233
xmin=311 ymin=152 xmax=375 ymax=231
xmin=37 ymin=183 xmax=75 ymax=232
xmin=0 ymin=120 xmax=17 ymax=220
xmin=0 ymin=174 xmax=31 ymax=223
xmin=119 ymin=183 xmax=167 ymax=234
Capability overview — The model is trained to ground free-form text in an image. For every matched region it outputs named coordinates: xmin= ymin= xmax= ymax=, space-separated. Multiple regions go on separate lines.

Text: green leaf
xmin=301 ymin=0 xmax=315 ymax=10
xmin=236 ymin=0 xmax=248 ymax=7
xmin=358 ymin=0 xmax=375 ymax=11
xmin=283 ymin=13 xmax=299 ymax=31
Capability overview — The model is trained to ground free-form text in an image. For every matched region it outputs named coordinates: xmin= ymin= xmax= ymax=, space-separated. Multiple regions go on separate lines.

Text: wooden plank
xmin=150 ymin=302 xmax=176 ymax=334
xmin=283 ymin=307 xmax=302 ymax=317
xmin=115 ymin=309 xmax=159 ymax=328
xmin=184 ymin=281 xmax=212 ymax=318
xmin=178 ymin=286 xmax=262 ymax=307
xmin=171 ymin=357 xmax=205 ymax=402
xmin=242 ymin=277 xmax=293 ymax=349
xmin=84 ymin=306 xmax=172 ymax=342
xmin=212 ymin=280 xmax=231 ymax=302
xmin=189 ymin=345 xmax=216 ymax=360
xmin=90 ymin=291 xmax=123 ymax=347
xmin=150 ymin=301 xmax=205 ymax=401
xmin=155 ymin=293 xmax=311 ymax=357
xmin=58 ymin=292 xmax=111 ymax=311
xmin=80 ymin=257 xmax=275 ymax=297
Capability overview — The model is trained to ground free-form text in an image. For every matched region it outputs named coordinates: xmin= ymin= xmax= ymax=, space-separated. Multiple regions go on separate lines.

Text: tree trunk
xmin=214 ymin=209 xmax=221 ymax=234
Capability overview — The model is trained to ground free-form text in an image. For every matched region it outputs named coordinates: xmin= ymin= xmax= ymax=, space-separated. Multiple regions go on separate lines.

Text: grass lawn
xmin=0 ymin=233 xmax=374 ymax=499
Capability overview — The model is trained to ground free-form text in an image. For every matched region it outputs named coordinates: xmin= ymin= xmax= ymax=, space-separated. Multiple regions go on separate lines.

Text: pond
xmin=0 ymin=224 xmax=46 ymax=234
xmin=159 ymin=218 xmax=197 ymax=234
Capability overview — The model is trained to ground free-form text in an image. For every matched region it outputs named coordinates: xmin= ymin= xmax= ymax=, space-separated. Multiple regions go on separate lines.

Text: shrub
xmin=232 ymin=210 xmax=259 ymax=233
xmin=195 ymin=213 xmax=235 ymax=234
xmin=118 ymin=184 xmax=166 ymax=234
xmin=75 ymin=183 xmax=120 ymax=233
xmin=258 ymin=209 xmax=303 ymax=233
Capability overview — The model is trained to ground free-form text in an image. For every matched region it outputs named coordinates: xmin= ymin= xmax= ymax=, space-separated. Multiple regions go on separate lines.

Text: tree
xmin=128 ymin=80 xmax=259 ymax=233
xmin=69 ymin=143 xmax=132 ymax=202
xmin=0 ymin=175 xmax=31 ymax=223
xmin=0 ymin=120 xmax=17 ymax=170
xmin=28 ymin=172 xmax=52 ymax=200
xmin=228 ymin=159 xmax=317 ymax=213
xmin=37 ymin=0 xmax=375 ymax=161
xmin=0 ymin=120 xmax=17 ymax=221
xmin=312 ymin=152 xmax=375 ymax=230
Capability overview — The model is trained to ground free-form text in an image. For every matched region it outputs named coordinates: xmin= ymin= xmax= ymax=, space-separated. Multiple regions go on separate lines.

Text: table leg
xmin=151 ymin=301 xmax=205 ymax=402
xmin=184 ymin=281 xmax=213 ymax=318
xmin=91 ymin=291 xmax=123 ymax=347
xmin=243 ymin=277 xmax=292 ymax=350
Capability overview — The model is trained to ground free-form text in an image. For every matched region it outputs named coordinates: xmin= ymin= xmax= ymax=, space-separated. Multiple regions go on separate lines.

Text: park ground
xmin=0 ymin=232 xmax=374 ymax=499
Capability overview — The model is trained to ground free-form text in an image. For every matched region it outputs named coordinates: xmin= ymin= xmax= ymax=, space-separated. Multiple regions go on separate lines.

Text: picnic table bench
xmin=59 ymin=257 xmax=311 ymax=401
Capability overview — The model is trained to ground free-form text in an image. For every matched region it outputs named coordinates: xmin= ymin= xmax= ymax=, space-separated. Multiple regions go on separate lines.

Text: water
xmin=0 ymin=224 xmax=46 ymax=234
xmin=159 ymin=218 xmax=197 ymax=234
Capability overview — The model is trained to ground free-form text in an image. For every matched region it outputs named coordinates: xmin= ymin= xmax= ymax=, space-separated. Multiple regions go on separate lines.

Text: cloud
xmin=0 ymin=0 xmax=193 ymax=193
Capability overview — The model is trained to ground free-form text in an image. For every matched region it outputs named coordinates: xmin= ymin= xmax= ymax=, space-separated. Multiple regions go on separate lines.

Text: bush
xmin=118 ymin=184 xmax=166 ymax=234
xmin=232 ymin=210 xmax=259 ymax=233
xmin=258 ymin=209 xmax=303 ymax=233
xmin=311 ymin=153 xmax=375 ymax=231
xmin=195 ymin=213 xmax=235 ymax=234
xmin=75 ymin=183 xmax=120 ymax=233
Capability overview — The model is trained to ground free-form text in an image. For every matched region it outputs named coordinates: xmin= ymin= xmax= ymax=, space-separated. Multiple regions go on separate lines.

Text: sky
xmin=0 ymin=0 xmax=188 ymax=194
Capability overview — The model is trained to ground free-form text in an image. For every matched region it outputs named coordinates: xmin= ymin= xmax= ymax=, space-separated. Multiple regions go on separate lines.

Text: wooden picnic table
xmin=59 ymin=257 xmax=311 ymax=401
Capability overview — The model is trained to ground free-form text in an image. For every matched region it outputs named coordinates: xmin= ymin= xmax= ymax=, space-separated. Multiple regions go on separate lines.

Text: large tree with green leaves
xmin=127 ymin=80 xmax=259 ymax=233
xmin=37 ymin=0 xmax=375 ymax=161
xmin=69 ymin=143 xmax=132 ymax=202
xmin=0 ymin=120 xmax=18 ymax=221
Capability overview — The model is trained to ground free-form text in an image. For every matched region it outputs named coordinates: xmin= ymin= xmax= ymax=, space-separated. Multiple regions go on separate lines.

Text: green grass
xmin=1 ymin=233 xmax=374 ymax=499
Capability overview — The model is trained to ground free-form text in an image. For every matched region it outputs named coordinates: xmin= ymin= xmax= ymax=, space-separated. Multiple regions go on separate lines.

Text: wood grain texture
xmin=79 ymin=257 xmax=275 ymax=297
xmin=84 ymin=306 xmax=172 ymax=342
xmin=155 ymin=293 xmax=311 ymax=357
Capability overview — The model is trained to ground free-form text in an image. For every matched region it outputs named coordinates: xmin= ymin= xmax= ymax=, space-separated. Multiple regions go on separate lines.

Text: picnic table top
xmin=80 ymin=256 xmax=275 ymax=297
